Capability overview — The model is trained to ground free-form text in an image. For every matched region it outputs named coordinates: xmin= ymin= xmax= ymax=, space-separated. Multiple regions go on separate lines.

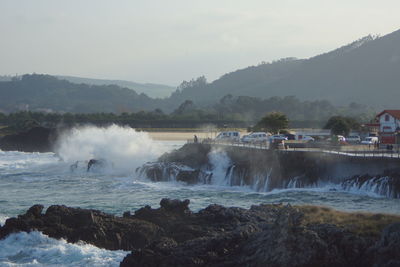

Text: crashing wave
xmin=341 ymin=175 xmax=400 ymax=198
xmin=0 ymin=231 xmax=128 ymax=266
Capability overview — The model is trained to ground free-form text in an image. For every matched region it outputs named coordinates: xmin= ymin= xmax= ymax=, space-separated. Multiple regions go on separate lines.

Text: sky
xmin=0 ymin=0 xmax=399 ymax=86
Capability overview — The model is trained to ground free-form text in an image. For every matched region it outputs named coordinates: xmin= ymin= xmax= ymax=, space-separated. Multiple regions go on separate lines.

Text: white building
xmin=376 ymin=110 xmax=400 ymax=144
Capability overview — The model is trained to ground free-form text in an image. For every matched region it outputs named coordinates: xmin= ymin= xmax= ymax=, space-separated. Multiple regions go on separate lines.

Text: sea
xmin=1 ymin=125 xmax=399 ymax=266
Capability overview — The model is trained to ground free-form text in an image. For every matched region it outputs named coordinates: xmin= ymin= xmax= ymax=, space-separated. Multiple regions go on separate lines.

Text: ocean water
xmin=1 ymin=125 xmax=400 ymax=266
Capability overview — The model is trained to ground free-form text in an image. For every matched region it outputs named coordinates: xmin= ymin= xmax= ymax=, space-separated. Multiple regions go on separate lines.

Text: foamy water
xmin=1 ymin=125 xmax=400 ymax=265
xmin=55 ymin=125 xmax=169 ymax=172
xmin=0 ymin=231 xmax=127 ymax=267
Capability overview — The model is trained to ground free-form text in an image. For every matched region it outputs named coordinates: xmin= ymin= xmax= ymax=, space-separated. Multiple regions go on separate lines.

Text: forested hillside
xmin=169 ymin=30 xmax=400 ymax=108
xmin=0 ymin=74 xmax=164 ymax=113
xmin=57 ymin=75 xmax=175 ymax=98
xmin=2 ymin=29 xmax=398 ymax=120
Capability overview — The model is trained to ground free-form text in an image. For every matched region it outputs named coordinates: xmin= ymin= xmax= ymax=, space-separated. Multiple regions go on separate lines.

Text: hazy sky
xmin=0 ymin=0 xmax=399 ymax=85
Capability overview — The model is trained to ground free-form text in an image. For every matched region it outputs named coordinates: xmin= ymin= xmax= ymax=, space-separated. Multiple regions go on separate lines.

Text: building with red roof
xmin=376 ymin=110 xmax=400 ymax=144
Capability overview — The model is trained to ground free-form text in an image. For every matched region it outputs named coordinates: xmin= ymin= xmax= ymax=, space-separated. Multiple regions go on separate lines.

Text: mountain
xmin=1 ymin=29 xmax=398 ymax=114
xmin=53 ymin=76 xmax=175 ymax=98
xmin=0 ymin=74 xmax=164 ymax=113
xmin=170 ymin=30 xmax=400 ymax=108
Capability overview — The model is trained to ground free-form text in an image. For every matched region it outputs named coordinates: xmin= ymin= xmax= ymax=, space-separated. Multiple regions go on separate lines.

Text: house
xmin=376 ymin=110 xmax=400 ymax=144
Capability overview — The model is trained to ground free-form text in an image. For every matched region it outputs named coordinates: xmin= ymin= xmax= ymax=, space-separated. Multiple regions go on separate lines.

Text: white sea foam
xmin=0 ymin=151 xmax=57 ymax=171
xmin=0 ymin=214 xmax=8 ymax=227
xmin=55 ymin=125 xmax=168 ymax=172
xmin=0 ymin=231 xmax=128 ymax=267
xmin=208 ymin=149 xmax=231 ymax=186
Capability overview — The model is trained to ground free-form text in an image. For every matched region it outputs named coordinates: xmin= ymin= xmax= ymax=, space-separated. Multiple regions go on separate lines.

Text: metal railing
xmin=187 ymin=138 xmax=400 ymax=159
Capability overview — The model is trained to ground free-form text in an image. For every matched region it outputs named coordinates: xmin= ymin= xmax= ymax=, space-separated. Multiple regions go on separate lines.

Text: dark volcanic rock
xmin=0 ymin=126 xmax=57 ymax=152
xmin=120 ymin=204 xmax=371 ymax=267
xmin=137 ymin=162 xmax=212 ymax=184
xmin=1 ymin=199 xmax=400 ymax=267
xmin=366 ymin=223 xmax=400 ymax=267
xmin=0 ymin=204 xmax=162 ymax=251
xmin=159 ymin=143 xmax=212 ymax=169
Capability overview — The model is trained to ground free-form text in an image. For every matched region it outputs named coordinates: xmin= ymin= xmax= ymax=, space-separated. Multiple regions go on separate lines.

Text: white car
xmin=346 ymin=135 xmax=361 ymax=143
xmin=270 ymin=135 xmax=288 ymax=141
xmin=215 ymin=131 xmax=240 ymax=142
xmin=301 ymin=135 xmax=315 ymax=142
xmin=241 ymin=132 xmax=269 ymax=143
xmin=361 ymin=136 xmax=378 ymax=145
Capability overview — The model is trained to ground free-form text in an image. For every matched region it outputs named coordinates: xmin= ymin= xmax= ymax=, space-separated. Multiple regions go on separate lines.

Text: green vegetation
xmin=0 ymin=111 xmax=248 ymax=132
xmin=171 ymin=31 xmax=400 ymax=108
xmin=0 ymin=74 xmax=375 ymax=129
xmin=0 ymin=74 xmax=164 ymax=113
xmin=324 ymin=116 xmax=361 ymax=136
xmin=253 ymin=112 xmax=289 ymax=134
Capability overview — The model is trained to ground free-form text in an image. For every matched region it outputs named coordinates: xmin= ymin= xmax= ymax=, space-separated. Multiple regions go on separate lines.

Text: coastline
xmin=1 ymin=200 xmax=400 ymax=266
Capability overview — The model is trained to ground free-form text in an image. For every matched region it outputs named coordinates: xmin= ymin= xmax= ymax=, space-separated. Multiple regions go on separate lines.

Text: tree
xmin=255 ymin=112 xmax=288 ymax=134
xmin=173 ymin=100 xmax=196 ymax=115
xmin=331 ymin=119 xmax=350 ymax=136
xmin=324 ymin=116 xmax=360 ymax=136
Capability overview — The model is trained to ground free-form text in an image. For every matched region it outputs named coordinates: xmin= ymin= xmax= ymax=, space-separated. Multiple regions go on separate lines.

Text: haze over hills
xmin=0 ymin=29 xmax=399 ymax=115
xmin=0 ymin=75 xmax=176 ymax=98
xmin=56 ymin=76 xmax=176 ymax=98
xmin=170 ymin=29 xmax=400 ymax=109
xmin=0 ymin=74 xmax=164 ymax=113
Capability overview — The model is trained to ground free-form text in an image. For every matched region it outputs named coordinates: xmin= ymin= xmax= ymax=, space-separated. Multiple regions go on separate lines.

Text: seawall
xmin=138 ymin=143 xmax=400 ymax=197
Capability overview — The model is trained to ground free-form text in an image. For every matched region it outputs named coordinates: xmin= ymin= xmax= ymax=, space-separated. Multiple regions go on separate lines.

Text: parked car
xmin=301 ymin=135 xmax=315 ymax=142
xmin=241 ymin=132 xmax=269 ymax=143
xmin=346 ymin=135 xmax=361 ymax=143
xmin=270 ymin=135 xmax=288 ymax=141
xmin=337 ymin=135 xmax=346 ymax=142
xmin=361 ymin=136 xmax=378 ymax=145
xmin=293 ymin=134 xmax=314 ymax=141
xmin=215 ymin=131 xmax=240 ymax=142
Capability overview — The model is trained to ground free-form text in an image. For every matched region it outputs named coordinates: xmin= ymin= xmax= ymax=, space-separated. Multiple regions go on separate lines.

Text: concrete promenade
xmin=188 ymin=139 xmax=400 ymax=159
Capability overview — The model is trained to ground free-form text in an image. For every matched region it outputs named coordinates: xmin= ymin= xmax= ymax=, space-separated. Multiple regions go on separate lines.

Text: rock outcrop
xmin=0 ymin=126 xmax=57 ymax=152
xmin=138 ymin=143 xmax=400 ymax=198
xmin=1 ymin=199 xmax=400 ymax=266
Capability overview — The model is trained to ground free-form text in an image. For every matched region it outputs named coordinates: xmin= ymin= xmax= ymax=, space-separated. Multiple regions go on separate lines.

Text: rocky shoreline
xmin=1 ymin=199 xmax=400 ymax=266
xmin=0 ymin=126 xmax=57 ymax=152
xmin=138 ymin=143 xmax=400 ymax=198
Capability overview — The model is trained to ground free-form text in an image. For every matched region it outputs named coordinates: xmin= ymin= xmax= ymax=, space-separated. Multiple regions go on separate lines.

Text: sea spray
xmin=0 ymin=231 xmax=128 ymax=266
xmin=208 ymin=149 xmax=232 ymax=186
xmin=0 ymin=214 xmax=8 ymax=227
xmin=55 ymin=125 xmax=167 ymax=172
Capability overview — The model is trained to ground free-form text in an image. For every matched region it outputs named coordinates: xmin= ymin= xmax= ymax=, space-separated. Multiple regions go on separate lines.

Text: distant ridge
xmin=57 ymin=75 xmax=176 ymax=98
xmin=0 ymin=74 xmax=164 ymax=113
xmin=1 ymin=29 xmax=399 ymax=113
xmin=170 ymin=29 xmax=400 ymax=108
